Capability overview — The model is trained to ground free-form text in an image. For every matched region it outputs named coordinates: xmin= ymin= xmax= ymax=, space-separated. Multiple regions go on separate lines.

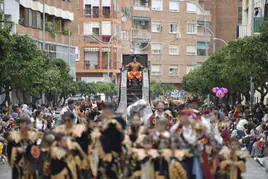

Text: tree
xmin=0 ymin=17 xmax=79 ymax=105
xmin=182 ymin=29 xmax=268 ymax=104
xmin=150 ymin=80 xmax=177 ymax=98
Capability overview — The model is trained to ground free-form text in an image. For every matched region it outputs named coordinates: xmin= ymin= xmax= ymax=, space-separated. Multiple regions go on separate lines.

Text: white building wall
xmin=4 ymin=0 xmax=19 ymax=33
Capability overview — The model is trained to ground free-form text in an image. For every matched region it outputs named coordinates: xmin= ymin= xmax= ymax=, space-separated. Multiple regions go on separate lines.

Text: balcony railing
xmin=134 ymin=5 xmax=150 ymax=11
xmin=132 ymin=29 xmax=151 ymax=39
xmin=84 ymin=35 xmax=100 ymax=43
xmin=254 ymin=17 xmax=268 ymax=33
xmin=84 ymin=9 xmax=99 ymax=18
xmin=84 ymin=9 xmax=116 ymax=18
xmin=84 ymin=64 xmax=116 ymax=70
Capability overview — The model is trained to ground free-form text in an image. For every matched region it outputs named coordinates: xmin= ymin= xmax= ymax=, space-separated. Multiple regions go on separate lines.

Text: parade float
xmin=116 ymin=54 xmax=152 ymax=118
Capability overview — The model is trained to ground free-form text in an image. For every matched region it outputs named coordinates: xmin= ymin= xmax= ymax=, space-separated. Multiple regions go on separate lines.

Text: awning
xmin=20 ymin=0 xmax=74 ymax=21
xmin=133 ymin=17 xmax=150 ymax=21
xmin=133 ymin=39 xmax=149 ymax=43
xmin=84 ymin=47 xmax=100 ymax=52
xmin=197 ymin=42 xmax=209 ymax=50
xmin=197 ymin=21 xmax=210 ymax=26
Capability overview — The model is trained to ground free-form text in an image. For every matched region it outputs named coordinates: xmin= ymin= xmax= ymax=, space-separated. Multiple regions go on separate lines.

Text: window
xmin=85 ymin=4 xmax=91 ymax=15
xmin=84 ymin=51 xmax=99 ymax=69
xmin=83 ymin=22 xmax=100 ymax=35
xmin=169 ymin=1 xmax=179 ymax=12
xmin=187 ymin=24 xmax=197 ymax=34
xmin=169 ymin=23 xmax=178 ymax=33
xmin=197 ymin=42 xmax=209 ymax=56
xmin=187 ymin=3 xmax=197 ymax=13
xmin=152 ymin=22 xmax=162 ymax=32
xmin=186 ymin=45 xmax=197 ymax=55
xmin=151 ymin=64 xmax=161 ymax=76
xmin=103 ymin=6 xmax=111 ymax=18
xmin=169 ymin=45 xmax=179 ymax=55
xmin=169 ymin=65 xmax=179 ymax=76
xmin=45 ymin=44 xmax=56 ymax=60
xmin=152 ymin=0 xmax=163 ymax=11
xmin=151 ymin=44 xmax=161 ymax=54
xmin=36 ymin=11 xmax=42 ymax=29
xmin=84 ymin=0 xmax=100 ymax=17
xmin=102 ymin=21 xmax=111 ymax=35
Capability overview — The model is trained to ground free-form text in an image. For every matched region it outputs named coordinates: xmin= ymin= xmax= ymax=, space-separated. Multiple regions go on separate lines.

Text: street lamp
xmin=198 ymin=25 xmax=228 ymax=53
xmin=42 ymin=0 xmax=46 ymax=51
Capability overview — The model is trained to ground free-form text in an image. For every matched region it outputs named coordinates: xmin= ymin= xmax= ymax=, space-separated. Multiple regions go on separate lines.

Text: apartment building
xmin=198 ymin=0 xmax=238 ymax=49
xmin=238 ymin=0 xmax=268 ymax=36
xmin=75 ymin=0 xmax=122 ymax=83
xmin=3 ymin=0 xmax=78 ymax=77
xmin=127 ymin=0 xmax=212 ymax=86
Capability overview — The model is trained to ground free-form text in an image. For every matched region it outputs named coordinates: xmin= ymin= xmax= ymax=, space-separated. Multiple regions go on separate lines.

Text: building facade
xmin=240 ymin=0 xmax=268 ymax=36
xmin=199 ymin=0 xmax=239 ymax=49
xmin=240 ymin=0 xmax=268 ymax=105
xmin=129 ymin=0 xmax=212 ymax=85
xmin=76 ymin=0 xmax=122 ymax=83
xmin=3 ymin=0 xmax=78 ymax=77
xmin=75 ymin=0 xmax=241 ymax=87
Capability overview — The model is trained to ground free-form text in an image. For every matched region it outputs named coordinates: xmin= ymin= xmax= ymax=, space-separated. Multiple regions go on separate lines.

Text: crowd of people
xmin=0 ymin=99 xmax=267 ymax=179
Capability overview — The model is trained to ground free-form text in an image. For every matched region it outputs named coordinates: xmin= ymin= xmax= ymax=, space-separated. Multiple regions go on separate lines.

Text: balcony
xmin=84 ymin=8 xmax=100 ymax=18
xmin=16 ymin=24 xmax=69 ymax=44
xmin=84 ymin=35 xmax=100 ymax=44
xmin=132 ymin=29 xmax=151 ymax=39
xmin=77 ymin=62 xmax=119 ymax=73
xmin=254 ymin=17 xmax=268 ymax=33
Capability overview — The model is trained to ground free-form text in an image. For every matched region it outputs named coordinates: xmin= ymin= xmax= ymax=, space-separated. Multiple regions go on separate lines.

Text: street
xmin=0 ymin=158 xmax=266 ymax=179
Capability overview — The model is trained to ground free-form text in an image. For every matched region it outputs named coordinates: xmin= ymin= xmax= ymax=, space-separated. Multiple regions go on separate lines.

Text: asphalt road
xmin=0 ymin=158 xmax=267 ymax=179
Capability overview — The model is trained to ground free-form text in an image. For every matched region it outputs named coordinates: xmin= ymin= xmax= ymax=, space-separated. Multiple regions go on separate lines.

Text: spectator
xmin=60 ymin=99 xmax=78 ymax=124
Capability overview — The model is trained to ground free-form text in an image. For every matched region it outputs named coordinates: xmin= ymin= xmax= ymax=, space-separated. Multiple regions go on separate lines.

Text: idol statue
xmin=125 ymin=56 xmax=144 ymax=87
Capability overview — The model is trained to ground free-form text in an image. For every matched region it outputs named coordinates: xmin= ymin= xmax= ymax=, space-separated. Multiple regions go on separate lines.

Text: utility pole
xmin=42 ymin=0 xmax=46 ymax=51
xmin=251 ymin=0 xmax=255 ymax=36
xmin=250 ymin=77 xmax=254 ymax=112
xmin=250 ymin=0 xmax=254 ymax=113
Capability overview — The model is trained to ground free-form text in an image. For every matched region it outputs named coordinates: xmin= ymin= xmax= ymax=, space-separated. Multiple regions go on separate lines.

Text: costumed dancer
xmin=52 ymin=111 xmax=93 ymax=179
xmin=6 ymin=116 xmax=43 ymax=179
xmin=219 ymin=138 xmax=249 ymax=179
xmin=96 ymin=119 xmax=125 ymax=179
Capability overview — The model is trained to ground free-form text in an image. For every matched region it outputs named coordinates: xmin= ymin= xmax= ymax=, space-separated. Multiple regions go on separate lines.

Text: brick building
xmin=199 ymin=0 xmax=238 ymax=48
xmin=75 ymin=0 xmax=122 ymax=83
xmin=76 ymin=0 xmax=212 ymax=86
xmin=3 ymin=0 xmax=79 ymax=77
xmin=128 ymin=0 xmax=212 ymax=86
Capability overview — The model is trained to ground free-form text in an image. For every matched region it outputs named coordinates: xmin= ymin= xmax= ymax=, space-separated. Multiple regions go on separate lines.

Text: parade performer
xmin=149 ymin=101 xmax=165 ymax=128
xmin=6 ymin=117 xmax=43 ymax=179
xmin=125 ymin=56 xmax=144 ymax=81
xmin=219 ymin=138 xmax=248 ymax=179
xmin=96 ymin=119 xmax=125 ymax=179
xmin=52 ymin=111 xmax=94 ymax=179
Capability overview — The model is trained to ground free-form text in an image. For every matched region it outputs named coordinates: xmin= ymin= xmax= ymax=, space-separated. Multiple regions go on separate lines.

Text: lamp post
xmin=202 ymin=25 xmax=228 ymax=53
xmin=42 ymin=0 xmax=46 ymax=51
